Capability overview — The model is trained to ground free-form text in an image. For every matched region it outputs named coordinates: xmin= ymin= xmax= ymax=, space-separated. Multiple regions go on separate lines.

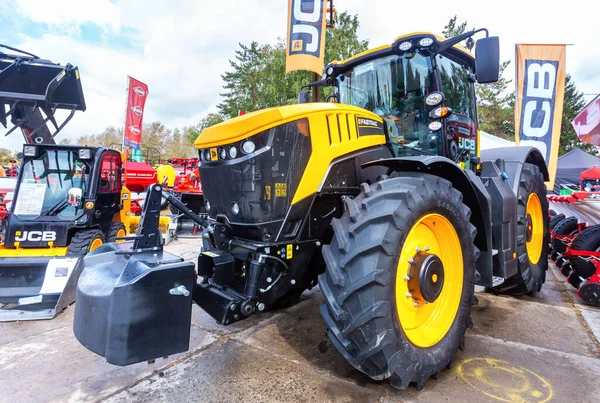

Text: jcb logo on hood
xmin=15 ymin=231 xmax=57 ymax=242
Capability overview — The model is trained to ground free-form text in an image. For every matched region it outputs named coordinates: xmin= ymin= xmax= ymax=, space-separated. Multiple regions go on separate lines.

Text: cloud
xmin=2 ymin=0 xmax=599 ymax=151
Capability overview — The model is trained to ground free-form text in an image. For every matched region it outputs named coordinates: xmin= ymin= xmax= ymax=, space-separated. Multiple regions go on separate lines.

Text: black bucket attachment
xmin=0 ymin=44 xmax=86 ymax=144
xmin=73 ymin=242 xmax=196 ymax=366
xmin=0 ymin=256 xmax=83 ymax=321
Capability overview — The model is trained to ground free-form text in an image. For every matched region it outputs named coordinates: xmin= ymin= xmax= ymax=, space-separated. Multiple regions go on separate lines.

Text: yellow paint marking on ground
xmin=456 ymin=357 xmax=553 ymax=403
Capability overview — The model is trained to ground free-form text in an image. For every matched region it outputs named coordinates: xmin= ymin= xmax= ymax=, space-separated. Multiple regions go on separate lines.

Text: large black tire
xmin=570 ymin=224 xmax=600 ymax=278
xmin=67 ymin=229 xmax=104 ymax=257
xmin=493 ymin=163 xmax=549 ymax=295
xmin=551 ymin=216 xmax=579 ymax=255
xmin=549 ymin=214 xmax=566 ymax=231
xmin=108 ymin=222 xmax=127 ymax=242
xmin=319 ymin=173 xmax=478 ymax=390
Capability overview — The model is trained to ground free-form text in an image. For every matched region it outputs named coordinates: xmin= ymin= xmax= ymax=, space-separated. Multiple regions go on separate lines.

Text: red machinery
xmin=167 ymin=158 xmax=204 ymax=238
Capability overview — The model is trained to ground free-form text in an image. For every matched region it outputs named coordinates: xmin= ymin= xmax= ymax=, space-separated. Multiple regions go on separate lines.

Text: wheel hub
xmin=407 ymin=251 xmax=445 ymax=304
xmin=526 ymin=213 xmax=533 ymax=242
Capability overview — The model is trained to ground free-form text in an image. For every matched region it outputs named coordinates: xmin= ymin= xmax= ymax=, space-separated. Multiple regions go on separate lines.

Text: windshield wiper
xmin=42 ymin=199 xmax=69 ymax=216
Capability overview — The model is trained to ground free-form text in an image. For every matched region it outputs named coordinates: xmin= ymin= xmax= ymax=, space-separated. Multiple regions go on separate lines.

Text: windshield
xmin=13 ymin=150 xmax=89 ymax=219
xmin=336 ymin=51 xmax=438 ymax=156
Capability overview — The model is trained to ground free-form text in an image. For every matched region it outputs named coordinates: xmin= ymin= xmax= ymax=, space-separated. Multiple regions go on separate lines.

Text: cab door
xmin=94 ymin=151 xmax=123 ymax=233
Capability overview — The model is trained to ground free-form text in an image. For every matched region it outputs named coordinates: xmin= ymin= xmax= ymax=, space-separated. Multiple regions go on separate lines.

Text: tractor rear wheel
xmin=570 ymin=225 xmax=600 ymax=278
xmin=67 ymin=229 xmax=104 ymax=257
xmin=493 ymin=163 xmax=549 ymax=295
xmin=108 ymin=222 xmax=127 ymax=243
xmin=319 ymin=173 xmax=478 ymax=390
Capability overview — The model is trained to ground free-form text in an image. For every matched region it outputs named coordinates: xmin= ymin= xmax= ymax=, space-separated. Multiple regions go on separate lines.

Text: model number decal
xmin=15 ymin=230 xmax=57 ymax=242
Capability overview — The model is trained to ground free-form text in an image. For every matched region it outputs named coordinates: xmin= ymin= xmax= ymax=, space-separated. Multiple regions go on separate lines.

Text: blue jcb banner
xmin=514 ymin=44 xmax=567 ymax=190
xmin=286 ymin=0 xmax=327 ymax=75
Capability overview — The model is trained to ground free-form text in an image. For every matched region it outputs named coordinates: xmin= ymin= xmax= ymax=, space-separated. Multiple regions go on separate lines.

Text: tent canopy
xmin=553 ymin=148 xmax=600 ymax=193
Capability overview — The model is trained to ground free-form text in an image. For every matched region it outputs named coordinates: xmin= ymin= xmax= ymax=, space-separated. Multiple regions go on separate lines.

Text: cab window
xmin=98 ymin=152 xmax=122 ymax=193
xmin=436 ymin=55 xmax=478 ymax=159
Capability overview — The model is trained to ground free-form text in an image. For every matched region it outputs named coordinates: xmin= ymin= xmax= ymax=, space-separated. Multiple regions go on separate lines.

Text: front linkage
xmin=74 ymin=184 xmax=315 ymax=365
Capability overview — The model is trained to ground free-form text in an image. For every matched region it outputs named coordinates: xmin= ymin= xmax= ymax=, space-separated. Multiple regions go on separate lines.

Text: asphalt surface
xmin=1 ymin=238 xmax=599 ymax=403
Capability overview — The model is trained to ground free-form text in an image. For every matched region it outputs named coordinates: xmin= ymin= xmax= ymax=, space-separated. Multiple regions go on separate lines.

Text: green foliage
xmin=558 ymin=75 xmax=595 ymax=156
xmin=217 ymin=11 xmax=368 ymax=117
xmin=0 ymin=148 xmax=16 ymax=165
xmin=76 ymin=126 xmax=122 ymax=148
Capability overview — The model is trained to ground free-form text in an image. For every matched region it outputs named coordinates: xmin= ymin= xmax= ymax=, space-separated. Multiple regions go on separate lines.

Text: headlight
xmin=219 ymin=147 xmax=227 ymax=160
xmin=205 ymin=199 xmax=211 ymax=211
xmin=203 ymin=149 xmax=211 ymax=161
xmin=431 ymin=106 xmax=452 ymax=119
xmin=326 ymin=65 xmax=334 ymax=76
xmin=419 ymin=37 xmax=434 ymax=47
xmin=425 ymin=92 xmax=445 ymax=107
xmin=79 ymin=149 xmax=92 ymax=159
xmin=23 ymin=145 xmax=37 ymax=156
xmin=241 ymin=140 xmax=256 ymax=154
xmin=428 ymin=121 xmax=443 ymax=131
xmin=399 ymin=41 xmax=412 ymax=51
xmin=228 ymin=146 xmax=238 ymax=159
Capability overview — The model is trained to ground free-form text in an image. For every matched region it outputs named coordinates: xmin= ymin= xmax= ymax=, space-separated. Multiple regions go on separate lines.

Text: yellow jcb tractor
xmin=73 ymin=29 xmax=549 ymax=390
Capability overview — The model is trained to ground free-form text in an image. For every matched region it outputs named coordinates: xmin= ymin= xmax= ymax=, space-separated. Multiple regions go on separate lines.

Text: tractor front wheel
xmin=319 ymin=173 xmax=478 ymax=390
xmin=67 ymin=229 xmax=104 ymax=257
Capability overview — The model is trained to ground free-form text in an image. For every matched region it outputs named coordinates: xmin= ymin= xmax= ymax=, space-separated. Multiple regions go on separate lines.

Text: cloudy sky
xmin=1 ymin=0 xmax=598 ymax=151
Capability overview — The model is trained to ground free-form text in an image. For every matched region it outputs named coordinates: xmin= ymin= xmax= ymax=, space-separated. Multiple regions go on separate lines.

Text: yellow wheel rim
xmin=90 ymin=238 xmax=103 ymax=252
xmin=395 ymin=213 xmax=464 ymax=348
xmin=526 ymin=193 xmax=543 ymax=265
xmin=116 ymin=228 xmax=126 ymax=243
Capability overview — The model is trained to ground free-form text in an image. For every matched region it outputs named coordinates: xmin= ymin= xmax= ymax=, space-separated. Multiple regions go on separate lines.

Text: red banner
xmin=124 ymin=76 xmax=148 ymax=149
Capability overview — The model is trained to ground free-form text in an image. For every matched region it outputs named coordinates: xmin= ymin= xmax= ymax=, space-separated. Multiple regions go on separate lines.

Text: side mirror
xmin=298 ymin=90 xmax=311 ymax=104
xmin=67 ymin=187 xmax=83 ymax=207
xmin=475 ymin=36 xmax=500 ymax=83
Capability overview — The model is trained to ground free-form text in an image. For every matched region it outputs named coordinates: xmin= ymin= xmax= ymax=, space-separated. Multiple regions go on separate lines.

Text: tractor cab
xmin=320 ymin=31 xmax=499 ymax=169
xmin=2 ymin=144 xmax=129 ymax=249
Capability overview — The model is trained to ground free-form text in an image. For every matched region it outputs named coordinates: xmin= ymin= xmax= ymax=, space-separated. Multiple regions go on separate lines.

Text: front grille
xmin=200 ymin=119 xmax=312 ymax=225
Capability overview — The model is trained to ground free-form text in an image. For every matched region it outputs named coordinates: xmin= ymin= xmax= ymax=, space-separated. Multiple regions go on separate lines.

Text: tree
xmin=217 ymin=11 xmax=369 ymax=117
xmin=558 ymin=75 xmax=595 ymax=156
xmin=0 ymin=148 xmax=16 ymax=165
xmin=76 ymin=126 xmax=122 ymax=147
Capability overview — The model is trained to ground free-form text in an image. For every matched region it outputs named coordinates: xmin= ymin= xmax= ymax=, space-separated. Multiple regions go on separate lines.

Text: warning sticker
xmin=39 ymin=258 xmax=79 ymax=295
xmin=286 ymin=244 xmax=293 ymax=259
xmin=265 ymin=185 xmax=271 ymax=200
xmin=210 ymin=148 xmax=218 ymax=161
xmin=275 ymin=183 xmax=287 ymax=197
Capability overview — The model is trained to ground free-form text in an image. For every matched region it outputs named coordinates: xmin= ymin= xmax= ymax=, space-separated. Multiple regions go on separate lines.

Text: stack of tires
xmin=548 ymin=210 xmax=600 ymax=305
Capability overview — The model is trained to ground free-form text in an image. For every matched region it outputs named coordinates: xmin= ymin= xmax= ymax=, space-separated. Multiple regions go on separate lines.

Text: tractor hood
xmin=195 ymin=103 xmax=381 ymax=148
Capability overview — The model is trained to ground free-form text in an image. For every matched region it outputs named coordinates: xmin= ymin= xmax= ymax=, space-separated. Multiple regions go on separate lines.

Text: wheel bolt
xmin=408 ymin=258 xmax=414 ymax=263
xmin=424 ymin=247 xmax=430 ymax=251
xmin=403 ymin=275 xmax=410 ymax=281
xmin=406 ymin=292 xmax=412 ymax=298
xmin=413 ymin=301 xmax=420 ymax=307
xmin=416 ymin=247 xmax=422 ymax=252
